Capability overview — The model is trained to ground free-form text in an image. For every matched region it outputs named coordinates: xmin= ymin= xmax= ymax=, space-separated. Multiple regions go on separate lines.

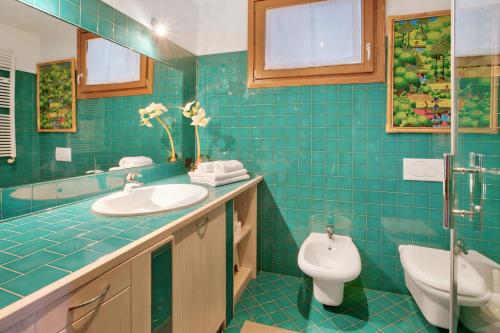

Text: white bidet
xmin=298 ymin=232 xmax=361 ymax=306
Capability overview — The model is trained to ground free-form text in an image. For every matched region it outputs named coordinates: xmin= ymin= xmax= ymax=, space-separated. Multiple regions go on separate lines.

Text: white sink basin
xmin=91 ymin=184 xmax=209 ymax=217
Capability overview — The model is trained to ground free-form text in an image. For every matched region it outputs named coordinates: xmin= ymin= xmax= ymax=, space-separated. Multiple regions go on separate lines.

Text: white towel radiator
xmin=0 ymin=49 xmax=16 ymax=164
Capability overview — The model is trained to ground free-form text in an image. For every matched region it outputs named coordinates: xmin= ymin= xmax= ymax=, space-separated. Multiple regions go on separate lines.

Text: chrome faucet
xmin=326 ymin=225 xmax=334 ymax=240
xmin=123 ymin=172 xmax=143 ymax=192
xmin=456 ymin=239 xmax=468 ymax=255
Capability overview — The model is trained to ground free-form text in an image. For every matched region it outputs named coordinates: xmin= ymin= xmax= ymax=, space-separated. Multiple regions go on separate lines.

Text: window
xmin=248 ymin=0 xmax=385 ymax=88
xmin=77 ymin=30 xmax=154 ymax=99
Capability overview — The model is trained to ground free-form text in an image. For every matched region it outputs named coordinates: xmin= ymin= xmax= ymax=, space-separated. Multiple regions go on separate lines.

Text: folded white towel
xmin=119 ymin=156 xmax=153 ymax=168
xmin=109 ymin=166 xmax=128 ymax=172
xmin=197 ymin=161 xmax=215 ymax=173
xmin=190 ymin=174 xmax=250 ymax=187
xmin=189 ymin=169 xmax=248 ymax=180
xmin=213 ymin=160 xmax=244 ymax=173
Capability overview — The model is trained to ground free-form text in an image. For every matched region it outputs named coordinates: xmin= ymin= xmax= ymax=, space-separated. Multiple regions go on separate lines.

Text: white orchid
xmin=178 ymin=101 xmax=210 ymax=166
xmin=138 ymin=102 xmax=177 ymax=162
xmin=179 ymin=100 xmax=197 ymax=118
xmin=191 ymin=108 xmax=211 ymax=127
xmin=139 ymin=103 xmax=168 ymax=127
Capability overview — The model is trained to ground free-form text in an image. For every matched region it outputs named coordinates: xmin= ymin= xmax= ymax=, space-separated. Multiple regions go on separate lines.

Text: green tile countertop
xmin=0 ymin=174 xmax=261 ymax=311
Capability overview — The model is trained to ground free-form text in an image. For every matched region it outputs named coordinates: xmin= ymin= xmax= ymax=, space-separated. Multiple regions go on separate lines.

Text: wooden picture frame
xmin=77 ymin=30 xmax=154 ymax=99
xmin=386 ymin=10 xmax=498 ymax=134
xmin=37 ymin=59 xmax=77 ymax=133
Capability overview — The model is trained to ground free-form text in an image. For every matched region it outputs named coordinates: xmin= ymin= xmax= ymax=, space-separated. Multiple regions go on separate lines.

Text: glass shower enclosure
xmin=446 ymin=0 xmax=500 ymax=331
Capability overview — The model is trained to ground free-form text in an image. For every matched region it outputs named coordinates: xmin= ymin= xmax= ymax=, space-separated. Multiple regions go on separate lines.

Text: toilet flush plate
xmin=403 ymin=158 xmax=444 ymax=182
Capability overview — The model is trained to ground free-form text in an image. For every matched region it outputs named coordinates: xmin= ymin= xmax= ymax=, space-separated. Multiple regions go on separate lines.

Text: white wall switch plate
xmin=55 ymin=147 xmax=72 ymax=162
xmin=403 ymin=158 xmax=443 ymax=182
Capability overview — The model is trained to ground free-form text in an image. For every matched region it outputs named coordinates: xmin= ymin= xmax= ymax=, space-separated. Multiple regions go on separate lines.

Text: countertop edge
xmin=0 ymin=175 xmax=263 ymax=330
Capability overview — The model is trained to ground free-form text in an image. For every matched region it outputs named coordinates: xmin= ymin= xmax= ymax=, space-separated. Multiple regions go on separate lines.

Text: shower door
xmin=446 ymin=0 xmax=500 ymax=331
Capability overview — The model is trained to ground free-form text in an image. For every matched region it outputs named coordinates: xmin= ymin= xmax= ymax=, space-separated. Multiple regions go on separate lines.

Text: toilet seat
xmin=400 ymin=245 xmax=489 ymax=300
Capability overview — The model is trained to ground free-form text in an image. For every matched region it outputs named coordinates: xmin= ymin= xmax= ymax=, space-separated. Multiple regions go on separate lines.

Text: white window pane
xmin=86 ymin=38 xmax=141 ymax=85
xmin=455 ymin=0 xmax=500 ymax=57
xmin=265 ymin=0 xmax=362 ymax=70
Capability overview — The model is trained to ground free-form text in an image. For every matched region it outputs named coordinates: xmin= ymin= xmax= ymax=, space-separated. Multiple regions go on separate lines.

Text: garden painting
xmin=387 ymin=12 xmax=452 ymax=133
xmin=37 ymin=59 xmax=76 ymax=132
xmin=387 ymin=11 xmax=498 ymax=133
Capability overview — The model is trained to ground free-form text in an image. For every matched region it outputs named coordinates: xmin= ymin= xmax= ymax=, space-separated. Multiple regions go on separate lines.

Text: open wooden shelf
xmin=234 ymin=225 xmax=251 ymax=246
xmin=232 ymin=185 xmax=257 ymax=305
xmin=233 ymin=267 xmax=252 ymax=301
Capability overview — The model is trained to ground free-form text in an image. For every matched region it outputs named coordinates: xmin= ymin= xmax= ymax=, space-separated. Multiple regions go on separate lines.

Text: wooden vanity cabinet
xmin=174 ymin=204 xmax=226 ymax=333
xmin=1 ymin=180 xmax=264 ymax=333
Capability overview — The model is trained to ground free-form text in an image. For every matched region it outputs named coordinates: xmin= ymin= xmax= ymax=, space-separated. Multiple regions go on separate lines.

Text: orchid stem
xmin=155 ymin=117 xmax=177 ymax=162
xmin=195 ymin=125 xmax=201 ymax=166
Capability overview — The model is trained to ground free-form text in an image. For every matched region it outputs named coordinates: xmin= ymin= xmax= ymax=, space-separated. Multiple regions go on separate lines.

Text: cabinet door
xmin=181 ymin=206 xmax=226 ymax=333
xmin=57 ymin=288 xmax=131 ymax=333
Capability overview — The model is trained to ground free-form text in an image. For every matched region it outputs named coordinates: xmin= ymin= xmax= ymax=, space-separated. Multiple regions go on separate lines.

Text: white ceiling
xmin=105 ymin=0 xmax=452 ymax=56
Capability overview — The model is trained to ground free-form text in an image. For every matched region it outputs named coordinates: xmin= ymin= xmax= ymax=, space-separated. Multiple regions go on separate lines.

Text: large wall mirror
xmin=0 ymin=0 xmax=195 ymax=193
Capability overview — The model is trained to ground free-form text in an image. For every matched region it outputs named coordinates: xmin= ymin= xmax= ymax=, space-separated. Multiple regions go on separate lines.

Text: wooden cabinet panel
xmin=181 ymin=206 xmax=226 ymax=333
xmin=36 ymin=261 xmax=131 ymax=333
xmin=3 ymin=315 xmax=35 ymax=333
xmin=57 ymin=288 xmax=131 ymax=333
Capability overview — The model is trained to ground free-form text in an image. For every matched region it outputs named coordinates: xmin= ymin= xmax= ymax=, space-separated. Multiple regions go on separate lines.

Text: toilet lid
xmin=400 ymin=245 xmax=489 ymax=298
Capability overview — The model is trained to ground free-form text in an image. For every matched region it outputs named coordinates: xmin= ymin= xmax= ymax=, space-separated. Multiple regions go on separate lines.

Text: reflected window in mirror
xmin=77 ymin=30 xmax=154 ymax=99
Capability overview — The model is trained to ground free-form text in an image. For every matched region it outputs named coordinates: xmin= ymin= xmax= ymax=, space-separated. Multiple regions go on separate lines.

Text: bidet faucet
xmin=123 ymin=172 xmax=143 ymax=192
xmin=326 ymin=225 xmax=334 ymax=240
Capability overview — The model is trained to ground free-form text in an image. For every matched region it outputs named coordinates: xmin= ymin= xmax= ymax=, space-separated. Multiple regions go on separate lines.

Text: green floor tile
xmin=224 ymin=272 xmax=431 ymax=333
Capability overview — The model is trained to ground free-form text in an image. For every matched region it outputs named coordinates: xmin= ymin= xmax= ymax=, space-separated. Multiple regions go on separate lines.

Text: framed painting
xmin=386 ymin=11 xmax=498 ymax=133
xmin=37 ymin=59 xmax=76 ymax=132
xmin=387 ymin=11 xmax=452 ymax=133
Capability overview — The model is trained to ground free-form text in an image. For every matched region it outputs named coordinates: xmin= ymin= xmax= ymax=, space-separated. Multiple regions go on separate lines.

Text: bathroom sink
xmin=91 ymin=184 xmax=209 ymax=217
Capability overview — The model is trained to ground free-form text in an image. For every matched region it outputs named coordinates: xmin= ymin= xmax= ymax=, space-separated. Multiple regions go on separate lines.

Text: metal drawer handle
xmin=196 ymin=217 xmax=209 ymax=227
xmin=68 ymin=284 xmax=110 ymax=311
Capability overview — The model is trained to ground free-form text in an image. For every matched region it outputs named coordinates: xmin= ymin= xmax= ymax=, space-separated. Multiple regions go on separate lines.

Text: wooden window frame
xmin=77 ymin=30 xmax=154 ymax=99
xmin=248 ymin=0 xmax=386 ymax=88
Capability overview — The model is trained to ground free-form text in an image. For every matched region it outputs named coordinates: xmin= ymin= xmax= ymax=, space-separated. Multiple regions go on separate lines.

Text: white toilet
xmin=298 ymin=232 xmax=361 ymax=306
xmin=399 ymin=245 xmax=493 ymax=329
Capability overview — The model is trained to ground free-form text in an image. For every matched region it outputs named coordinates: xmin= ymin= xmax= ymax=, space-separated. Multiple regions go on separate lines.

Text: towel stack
xmin=109 ymin=156 xmax=153 ymax=171
xmin=189 ymin=160 xmax=250 ymax=186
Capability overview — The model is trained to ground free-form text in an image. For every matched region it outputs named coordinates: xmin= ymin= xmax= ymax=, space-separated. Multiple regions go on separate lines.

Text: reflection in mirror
xmin=0 ymin=0 xmax=187 ymax=190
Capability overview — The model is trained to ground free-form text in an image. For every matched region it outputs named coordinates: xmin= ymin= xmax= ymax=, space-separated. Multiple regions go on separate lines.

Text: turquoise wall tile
xmin=197 ymin=51 xmax=500 ymax=293
xmin=34 ymin=0 xmax=59 ymax=15
xmin=0 ymin=268 xmax=20 ymax=285
xmin=4 ymin=250 xmax=61 ymax=273
xmin=87 ymin=237 xmax=131 ymax=254
xmin=60 ymin=0 xmax=80 ymax=25
xmin=81 ymin=0 xmax=98 ymax=14
xmin=0 ymin=289 xmax=21 ymax=308
xmin=81 ymin=9 xmax=98 ymax=32
xmin=4 ymin=238 xmax=56 ymax=257
xmin=48 ymin=237 xmax=96 ymax=255
xmin=1 ymin=266 xmax=68 ymax=296
xmin=50 ymin=249 xmax=103 ymax=271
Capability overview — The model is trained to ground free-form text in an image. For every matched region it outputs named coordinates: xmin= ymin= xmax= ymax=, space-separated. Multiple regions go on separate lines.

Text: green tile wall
xmin=0 ymin=62 xmax=188 ymax=189
xmin=197 ymin=51 xmax=500 ymax=293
